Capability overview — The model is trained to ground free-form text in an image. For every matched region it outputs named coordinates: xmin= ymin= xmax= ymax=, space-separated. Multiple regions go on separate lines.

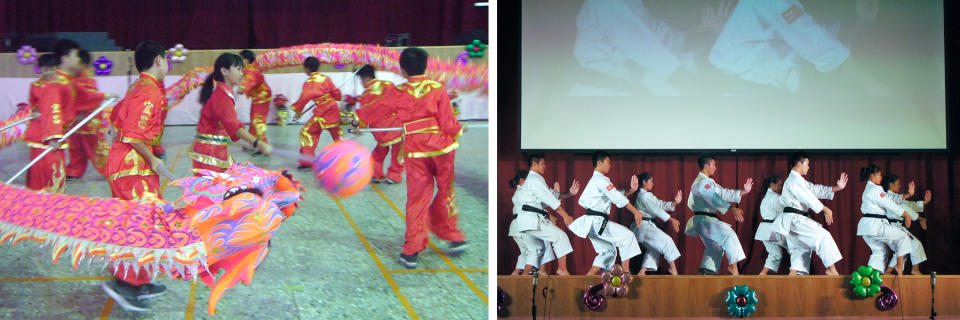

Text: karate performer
xmin=389 ymin=48 xmax=465 ymax=268
xmin=291 ymin=57 xmax=342 ymax=169
xmin=754 ymin=175 xmax=793 ymax=275
xmin=857 ymin=165 xmax=913 ymax=275
xmin=238 ymin=49 xmax=273 ymax=146
xmin=626 ymin=172 xmax=681 ymax=275
xmin=507 ymin=170 xmax=556 ymax=275
xmin=684 ymin=154 xmax=752 ymax=275
xmin=66 ymin=49 xmax=115 ymax=179
xmin=774 ymin=151 xmax=845 ymax=275
xmin=515 ymin=154 xmax=578 ymax=276
xmin=101 ymin=40 xmax=170 ymax=312
xmin=190 ymin=53 xmax=273 ymax=174
xmin=569 ymin=151 xmax=645 ymax=275
xmin=352 ymin=64 xmax=404 ymax=184
xmin=880 ymin=175 xmax=930 ymax=274
xmin=23 ymin=53 xmax=72 ymax=192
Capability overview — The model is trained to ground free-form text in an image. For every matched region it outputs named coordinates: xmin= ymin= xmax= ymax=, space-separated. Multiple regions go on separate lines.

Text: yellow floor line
xmin=0 ymin=276 xmax=112 ymax=282
xmin=99 ymin=298 xmax=114 ymax=320
xmin=370 ymin=184 xmax=488 ymax=304
xmin=184 ymin=280 xmax=197 ymax=320
xmin=158 ymin=145 xmax=187 ymax=194
xmin=334 ymin=198 xmax=419 ymax=320
xmin=389 ymin=268 xmax=488 ymax=274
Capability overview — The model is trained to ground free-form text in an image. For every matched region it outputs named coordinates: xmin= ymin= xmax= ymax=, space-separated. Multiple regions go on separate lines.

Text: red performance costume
xmin=355 ymin=79 xmax=404 ymax=182
xmin=240 ymin=64 xmax=272 ymax=142
xmin=190 ymin=82 xmax=245 ymax=174
xmin=291 ymin=72 xmax=342 ymax=167
xmin=24 ymin=70 xmax=74 ymax=192
xmin=66 ymin=68 xmax=108 ymax=178
xmin=390 ymin=75 xmax=464 ymax=255
xmin=104 ymin=73 xmax=165 ymax=202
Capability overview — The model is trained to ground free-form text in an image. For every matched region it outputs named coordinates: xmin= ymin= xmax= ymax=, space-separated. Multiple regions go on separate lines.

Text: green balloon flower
xmin=725 ymin=285 xmax=758 ymax=318
xmin=850 ymin=265 xmax=883 ymax=298
xmin=465 ymin=39 xmax=487 ymax=58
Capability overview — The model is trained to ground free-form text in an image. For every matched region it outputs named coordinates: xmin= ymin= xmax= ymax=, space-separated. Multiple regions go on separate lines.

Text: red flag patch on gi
xmin=606 ymin=184 xmax=615 ymax=191
xmin=880 ymin=192 xmax=885 ymax=198
xmin=782 ymin=5 xmax=804 ymax=24
xmin=704 ymin=184 xmax=711 ymax=190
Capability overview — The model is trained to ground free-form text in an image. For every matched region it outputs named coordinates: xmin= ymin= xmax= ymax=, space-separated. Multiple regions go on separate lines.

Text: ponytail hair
xmin=859 ymin=164 xmax=882 ymax=182
xmin=763 ymin=175 xmax=782 ymax=193
xmin=199 ymin=53 xmax=244 ymax=104
xmin=509 ymin=170 xmax=529 ymax=189
xmin=880 ymin=174 xmax=899 ymax=192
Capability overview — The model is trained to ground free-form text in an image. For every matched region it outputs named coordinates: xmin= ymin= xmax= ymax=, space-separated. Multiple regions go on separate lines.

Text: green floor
xmin=0 ymin=122 xmax=489 ymax=320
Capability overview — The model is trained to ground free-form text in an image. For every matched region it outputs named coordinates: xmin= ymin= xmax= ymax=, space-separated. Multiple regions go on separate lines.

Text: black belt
xmin=762 ymin=219 xmax=775 ymax=223
xmin=863 ymin=214 xmax=887 ymax=219
xmin=783 ymin=207 xmax=811 ymax=217
xmin=584 ymin=209 xmax=609 ymax=235
xmin=642 ymin=217 xmax=654 ymax=222
xmin=521 ymin=205 xmax=549 ymax=219
xmin=886 ymin=217 xmax=905 ymax=225
xmin=694 ymin=211 xmax=718 ymax=219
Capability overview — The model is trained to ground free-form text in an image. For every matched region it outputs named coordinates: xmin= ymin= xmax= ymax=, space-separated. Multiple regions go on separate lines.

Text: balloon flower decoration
xmin=600 ymin=265 xmax=633 ymax=297
xmin=465 ymin=39 xmax=486 ymax=58
xmin=583 ymin=283 xmax=606 ymax=311
xmin=725 ymin=285 xmax=758 ymax=317
xmin=875 ymin=285 xmax=899 ymax=311
xmin=17 ymin=46 xmax=38 ymax=65
xmin=93 ymin=56 xmax=113 ymax=76
xmin=168 ymin=44 xmax=189 ymax=63
xmin=850 ymin=265 xmax=883 ymax=298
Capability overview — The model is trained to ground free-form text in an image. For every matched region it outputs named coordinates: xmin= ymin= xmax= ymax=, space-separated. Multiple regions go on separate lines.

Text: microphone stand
xmin=532 ymin=268 xmax=539 ymax=320
xmin=930 ymin=271 xmax=936 ymax=320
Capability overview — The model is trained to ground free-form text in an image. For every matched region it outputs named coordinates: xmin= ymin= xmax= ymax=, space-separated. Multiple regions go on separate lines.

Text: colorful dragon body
xmin=0 ymin=162 xmax=305 ymax=315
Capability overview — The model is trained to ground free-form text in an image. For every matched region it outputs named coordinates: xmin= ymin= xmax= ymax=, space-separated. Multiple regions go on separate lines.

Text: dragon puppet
xmin=0 ymin=162 xmax=305 ymax=315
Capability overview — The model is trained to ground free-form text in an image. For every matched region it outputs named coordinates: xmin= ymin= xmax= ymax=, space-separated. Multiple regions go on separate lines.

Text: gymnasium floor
xmin=0 ymin=121 xmax=489 ymax=319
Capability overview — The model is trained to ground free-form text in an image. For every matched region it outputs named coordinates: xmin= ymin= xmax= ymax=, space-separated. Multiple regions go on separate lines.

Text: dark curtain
xmin=496 ymin=0 xmax=960 ymax=275
xmin=0 ymin=0 xmax=487 ymax=50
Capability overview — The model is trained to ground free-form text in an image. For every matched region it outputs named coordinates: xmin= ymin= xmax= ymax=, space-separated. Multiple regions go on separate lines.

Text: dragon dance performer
xmin=352 ymin=64 xmax=405 ymax=184
xmin=291 ymin=56 xmax=342 ymax=169
xmin=238 ymin=49 xmax=273 ymax=146
xmin=66 ymin=49 xmax=116 ymax=179
xmin=101 ymin=40 xmax=170 ymax=311
xmin=385 ymin=47 xmax=467 ymax=268
xmin=191 ymin=53 xmax=273 ymax=174
xmin=23 ymin=52 xmax=73 ymax=192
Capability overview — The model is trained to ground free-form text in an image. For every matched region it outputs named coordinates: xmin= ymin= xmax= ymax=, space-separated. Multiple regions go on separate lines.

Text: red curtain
xmin=0 ymin=0 xmax=487 ymax=50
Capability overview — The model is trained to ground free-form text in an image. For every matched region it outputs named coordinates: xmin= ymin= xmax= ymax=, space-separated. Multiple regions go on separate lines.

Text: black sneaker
xmin=297 ymin=165 xmax=312 ymax=171
xmin=66 ymin=176 xmax=81 ymax=181
xmin=371 ymin=178 xmax=383 ymax=184
xmin=382 ymin=178 xmax=400 ymax=185
xmin=136 ymin=282 xmax=166 ymax=300
xmin=697 ymin=268 xmax=718 ymax=275
xmin=447 ymin=241 xmax=468 ymax=255
xmin=398 ymin=253 xmax=418 ymax=269
xmin=101 ymin=279 xmax=149 ymax=312
xmin=156 ymin=153 xmax=166 ymax=161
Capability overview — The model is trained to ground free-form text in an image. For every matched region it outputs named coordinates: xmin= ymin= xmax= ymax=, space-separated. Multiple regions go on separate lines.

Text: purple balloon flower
xmin=583 ymin=283 xmax=606 ymax=311
xmin=456 ymin=51 xmax=469 ymax=66
xmin=334 ymin=63 xmax=345 ymax=69
xmin=33 ymin=64 xmax=42 ymax=74
xmin=876 ymin=285 xmax=899 ymax=311
xmin=93 ymin=56 xmax=113 ymax=76
xmin=17 ymin=45 xmax=38 ymax=65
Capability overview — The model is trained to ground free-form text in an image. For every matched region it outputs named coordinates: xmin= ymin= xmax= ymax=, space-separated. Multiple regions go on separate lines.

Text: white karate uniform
xmin=509 ymin=185 xmax=556 ymax=270
xmin=572 ymin=0 xmax=690 ymax=96
xmin=773 ymin=170 xmax=842 ymax=273
xmin=683 ymin=172 xmax=746 ymax=273
xmin=883 ymin=192 xmax=926 ymax=268
xmin=754 ymin=189 xmax=791 ymax=273
xmin=628 ymin=189 xmax=680 ymax=271
xmin=570 ymin=171 xmax=642 ymax=270
xmin=709 ymin=0 xmax=850 ymax=91
xmin=857 ymin=181 xmax=912 ymax=272
xmin=515 ymin=171 xmax=575 ymax=262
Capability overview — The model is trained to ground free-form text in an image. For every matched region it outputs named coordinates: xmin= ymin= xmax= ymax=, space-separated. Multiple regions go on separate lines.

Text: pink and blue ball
xmin=312 ymin=140 xmax=373 ymax=198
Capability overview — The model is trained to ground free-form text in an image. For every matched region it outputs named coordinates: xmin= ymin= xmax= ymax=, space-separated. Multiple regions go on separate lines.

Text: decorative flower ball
xmin=168 ymin=44 xmax=189 ymax=63
xmin=93 ymin=56 xmax=113 ymax=75
xmin=465 ymin=39 xmax=486 ymax=58
xmin=312 ymin=140 xmax=373 ymax=198
xmin=850 ymin=265 xmax=883 ymax=298
xmin=17 ymin=46 xmax=38 ymax=65
xmin=726 ymin=285 xmax=758 ymax=317
xmin=600 ymin=265 xmax=632 ymax=297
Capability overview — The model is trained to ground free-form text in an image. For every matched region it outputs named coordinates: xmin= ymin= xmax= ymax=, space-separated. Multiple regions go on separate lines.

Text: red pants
xmin=108 ymin=175 xmax=160 ymax=200
xmin=401 ymin=151 xmax=464 ymax=255
xmin=25 ymin=147 xmax=65 ymax=193
xmin=66 ymin=133 xmax=106 ymax=178
xmin=191 ymin=142 xmax=231 ymax=175
xmin=299 ymin=116 xmax=341 ymax=167
xmin=114 ymin=266 xmax=154 ymax=286
xmin=372 ymin=144 xmax=404 ymax=181
xmin=248 ymin=102 xmax=270 ymax=142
